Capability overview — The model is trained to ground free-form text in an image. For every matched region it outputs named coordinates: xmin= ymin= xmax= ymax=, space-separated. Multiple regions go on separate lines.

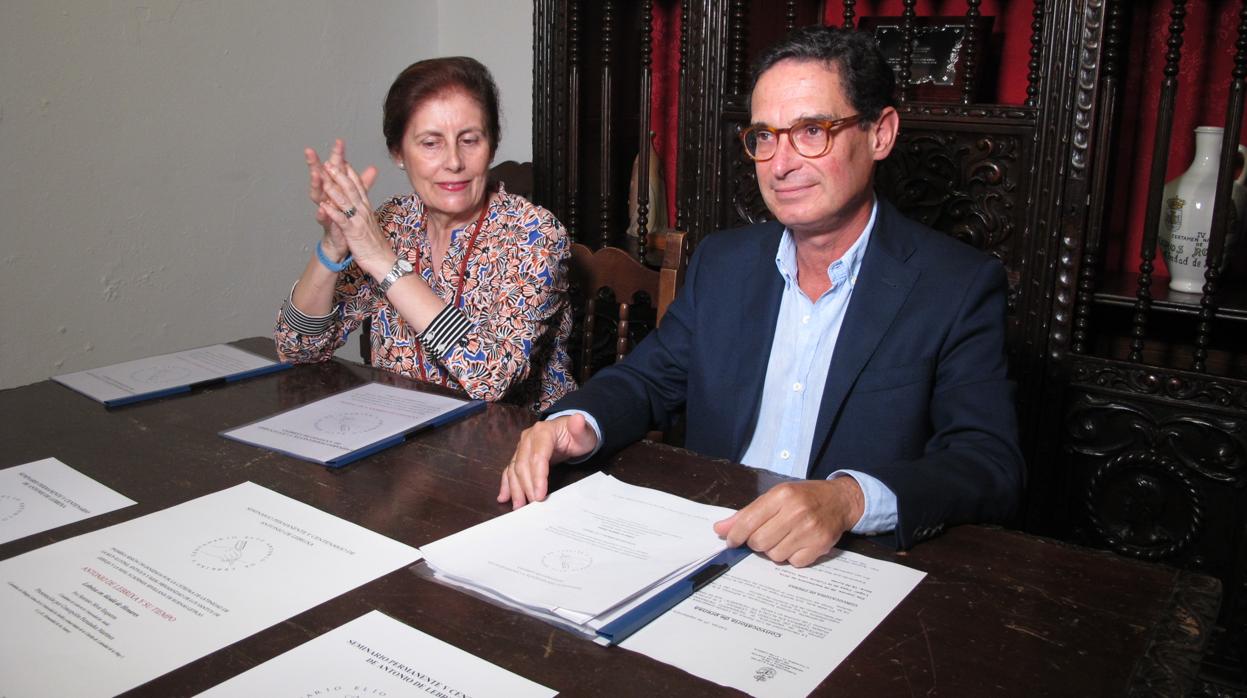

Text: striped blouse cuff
xmin=418 ymin=304 xmax=471 ymax=358
xmin=280 ymin=282 xmax=336 ymax=335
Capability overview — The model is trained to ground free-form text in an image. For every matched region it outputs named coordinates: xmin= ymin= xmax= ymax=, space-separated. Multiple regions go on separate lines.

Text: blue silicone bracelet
xmin=316 ymin=241 xmax=353 ymax=272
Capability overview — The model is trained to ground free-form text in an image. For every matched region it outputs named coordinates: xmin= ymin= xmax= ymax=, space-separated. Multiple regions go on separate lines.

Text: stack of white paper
xmin=419 ymin=472 xmax=735 ymax=636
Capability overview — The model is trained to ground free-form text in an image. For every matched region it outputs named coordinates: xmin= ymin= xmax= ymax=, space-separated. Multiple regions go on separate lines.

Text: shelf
xmin=1091 ymin=271 xmax=1247 ymax=322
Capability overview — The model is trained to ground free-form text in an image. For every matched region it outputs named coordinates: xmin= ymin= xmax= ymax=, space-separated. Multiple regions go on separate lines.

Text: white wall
xmin=0 ymin=0 xmax=534 ymax=390
xmin=437 ymin=0 xmax=532 ymax=165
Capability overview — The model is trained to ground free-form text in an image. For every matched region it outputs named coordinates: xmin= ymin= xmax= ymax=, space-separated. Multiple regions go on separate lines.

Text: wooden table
xmin=0 ymin=338 xmax=1221 ymax=696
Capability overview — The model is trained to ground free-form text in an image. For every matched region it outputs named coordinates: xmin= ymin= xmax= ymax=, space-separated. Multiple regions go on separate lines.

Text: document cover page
xmin=0 ymin=482 xmax=421 ymax=697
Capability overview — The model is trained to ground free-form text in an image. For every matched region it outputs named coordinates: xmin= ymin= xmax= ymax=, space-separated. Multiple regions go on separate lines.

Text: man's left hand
xmin=713 ymin=478 xmax=865 ymax=567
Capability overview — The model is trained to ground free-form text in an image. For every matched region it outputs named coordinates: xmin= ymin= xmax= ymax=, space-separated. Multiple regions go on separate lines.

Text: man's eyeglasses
xmin=739 ymin=115 xmax=864 ymax=162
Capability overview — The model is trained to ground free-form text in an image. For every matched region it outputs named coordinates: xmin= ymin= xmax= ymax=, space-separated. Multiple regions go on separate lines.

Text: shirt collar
xmin=774 ymin=198 xmax=878 ymax=290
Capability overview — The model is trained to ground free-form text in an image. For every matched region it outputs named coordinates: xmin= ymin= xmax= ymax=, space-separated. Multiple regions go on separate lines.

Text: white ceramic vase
xmin=1158 ymin=125 xmax=1246 ymax=294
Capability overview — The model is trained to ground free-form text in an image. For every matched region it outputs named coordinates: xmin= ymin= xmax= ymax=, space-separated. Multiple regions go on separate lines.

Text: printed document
xmin=0 ymin=458 xmax=135 ymax=544
xmin=196 ymin=610 xmax=556 ymax=697
xmin=0 ymin=482 xmax=421 ymax=698
xmin=222 ymin=382 xmax=480 ymax=466
xmin=420 ymin=472 xmax=734 ymax=631
xmin=621 ymin=549 xmax=926 ymax=697
xmin=53 ymin=344 xmax=283 ymax=405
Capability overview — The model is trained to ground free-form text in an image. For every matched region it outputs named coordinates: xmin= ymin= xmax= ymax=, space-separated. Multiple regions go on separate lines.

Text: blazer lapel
xmin=728 ymin=224 xmax=785 ymax=460
xmin=807 ymin=203 xmax=918 ymax=476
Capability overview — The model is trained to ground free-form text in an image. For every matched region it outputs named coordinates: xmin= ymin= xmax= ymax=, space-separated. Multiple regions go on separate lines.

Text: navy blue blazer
xmin=555 ymin=199 xmax=1024 ymax=549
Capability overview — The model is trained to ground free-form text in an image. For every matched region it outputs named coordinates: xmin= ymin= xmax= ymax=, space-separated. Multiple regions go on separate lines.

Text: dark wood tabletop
xmin=0 ymin=338 xmax=1221 ymax=696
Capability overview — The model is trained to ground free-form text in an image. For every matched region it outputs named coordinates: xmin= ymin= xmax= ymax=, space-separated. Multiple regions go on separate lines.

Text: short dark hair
xmin=382 ymin=56 xmax=501 ymax=156
xmin=751 ymin=25 xmax=896 ymax=126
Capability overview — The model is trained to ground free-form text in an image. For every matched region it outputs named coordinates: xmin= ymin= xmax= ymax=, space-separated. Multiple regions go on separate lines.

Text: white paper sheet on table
xmin=0 ymin=457 xmax=135 ymax=545
xmin=419 ymin=472 xmax=734 ymax=629
xmin=620 ymin=549 xmax=926 ymax=697
xmin=195 ymin=610 xmax=556 ymax=697
xmin=0 ymin=481 xmax=421 ymax=698
xmin=52 ymin=343 xmax=285 ymax=406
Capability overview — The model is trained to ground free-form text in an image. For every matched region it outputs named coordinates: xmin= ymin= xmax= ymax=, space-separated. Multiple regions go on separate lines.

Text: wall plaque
xmin=858 ymin=16 xmax=994 ymax=102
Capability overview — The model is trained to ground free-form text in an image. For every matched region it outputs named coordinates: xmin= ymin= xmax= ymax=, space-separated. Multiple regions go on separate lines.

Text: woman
xmin=275 ymin=57 xmax=575 ymax=411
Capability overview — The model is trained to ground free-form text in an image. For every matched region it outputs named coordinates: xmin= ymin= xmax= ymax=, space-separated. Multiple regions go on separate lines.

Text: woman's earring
xmin=396 ymin=161 xmax=405 ymax=171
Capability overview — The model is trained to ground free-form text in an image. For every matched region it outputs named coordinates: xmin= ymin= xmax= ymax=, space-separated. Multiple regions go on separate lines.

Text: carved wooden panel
xmin=723 ymin=100 xmax=766 ymax=227
xmin=878 ymin=129 xmax=1023 ymax=256
xmin=1071 ymin=356 xmax=1247 ymax=411
xmin=533 ymin=0 xmax=571 ymax=224
xmin=676 ymin=1 xmax=733 ymax=242
xmin=1063 ymin=387 xmax=1246 ymax=635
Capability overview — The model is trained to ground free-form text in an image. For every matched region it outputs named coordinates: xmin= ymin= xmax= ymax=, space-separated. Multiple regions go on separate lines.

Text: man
xmin=498 ymin=26 xmax=1023 ymax=566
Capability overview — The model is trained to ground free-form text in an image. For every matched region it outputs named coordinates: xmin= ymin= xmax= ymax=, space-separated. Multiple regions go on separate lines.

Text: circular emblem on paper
xmin=314 ymin=412 xmax=384 ymax=436
xmin=295 ymin=687 xmax=388 ymax=697
xmin=754 ymin=667 xmax=777 ymax=682
xmin=129 ymin=365 xmax=192 ymax=385
xmin=0 ymin=494 xmax=25 ymax=522
xmin=191 ymin=535 xmax=273 ymax=571
xmin=542 ymin=549 xmax=592 ymax=572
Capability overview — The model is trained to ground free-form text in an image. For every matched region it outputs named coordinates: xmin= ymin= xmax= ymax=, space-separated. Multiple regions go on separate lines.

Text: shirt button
xmin=792 ymin=382 xmax=803 ymax=392
xmin=802 ymin=315 xmax=811 ymax=324
xmin=779 ymin=450 xmax=791 ymax=460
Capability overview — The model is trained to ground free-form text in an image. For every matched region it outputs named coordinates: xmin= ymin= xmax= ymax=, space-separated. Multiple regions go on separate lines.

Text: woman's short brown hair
xmin=383 ymin=56 xmax=501 ymax=157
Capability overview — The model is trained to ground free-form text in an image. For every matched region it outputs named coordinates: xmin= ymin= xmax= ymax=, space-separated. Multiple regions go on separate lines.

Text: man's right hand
xmin=497 ymin=414 xmax=599 ymax=509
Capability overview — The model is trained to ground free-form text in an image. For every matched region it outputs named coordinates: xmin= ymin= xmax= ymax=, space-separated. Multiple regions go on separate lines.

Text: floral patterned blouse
xmin=275 ymin=185 xmax=576 ymax=412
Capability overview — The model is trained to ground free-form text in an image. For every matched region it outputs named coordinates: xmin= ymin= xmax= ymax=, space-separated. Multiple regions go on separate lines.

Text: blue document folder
xmin=596 ymin=546 xmax=752 ymax=645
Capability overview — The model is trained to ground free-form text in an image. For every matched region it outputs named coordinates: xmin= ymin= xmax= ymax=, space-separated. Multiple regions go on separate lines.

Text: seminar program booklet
xmin=0 ymin=482 xmax=422 ymax=698
xmin=221 ymin=381 xmax=484 ymax=467
xmin=52 ymin=343 xmax=289 ymax=406
xmin=196 ymin=610 xmax=556 ymax=697
xmin=0 ymin=457 xmax=135 ymax=545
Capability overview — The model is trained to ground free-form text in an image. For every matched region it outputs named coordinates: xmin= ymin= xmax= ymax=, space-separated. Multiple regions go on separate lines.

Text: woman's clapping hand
xmin=304 ymin=139 xmax=379 ymax=263
xmin=317 ymin=155 xmax=396 ymax=280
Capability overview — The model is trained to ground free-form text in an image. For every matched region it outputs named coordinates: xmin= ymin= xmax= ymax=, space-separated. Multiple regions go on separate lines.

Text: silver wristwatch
xmin=376 ymin=257 xmax=414 ymax=294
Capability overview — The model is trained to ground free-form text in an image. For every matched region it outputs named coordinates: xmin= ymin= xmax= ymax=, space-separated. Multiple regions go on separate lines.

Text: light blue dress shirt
xmin=737 ymin=202 xmax=897 ymax=535
xmin=553 ymin=202 xmax=897 ymax=534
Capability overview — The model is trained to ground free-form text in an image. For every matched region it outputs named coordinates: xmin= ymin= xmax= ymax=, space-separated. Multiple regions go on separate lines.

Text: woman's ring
xmin=343 ymin=206 xmax=357 ymax=219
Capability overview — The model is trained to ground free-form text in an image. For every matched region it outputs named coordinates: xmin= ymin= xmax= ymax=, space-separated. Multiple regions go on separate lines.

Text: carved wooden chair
xmin=568 ymin=231 xmax=689 ymax=384
xmin=487 ymin=160 xmax=533 ymax=199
